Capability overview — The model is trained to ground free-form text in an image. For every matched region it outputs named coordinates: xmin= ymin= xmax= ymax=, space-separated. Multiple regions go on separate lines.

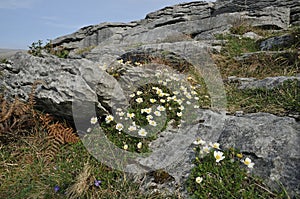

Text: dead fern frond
xmin=41 ymin=113 xmax=79 ymax=161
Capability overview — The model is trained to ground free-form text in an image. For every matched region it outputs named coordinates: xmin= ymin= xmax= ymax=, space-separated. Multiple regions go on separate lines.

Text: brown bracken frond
xmin=40 ymin=113 xmax=79 ymax=161
xmin=0 ymin=80 xmax=79 ymax=161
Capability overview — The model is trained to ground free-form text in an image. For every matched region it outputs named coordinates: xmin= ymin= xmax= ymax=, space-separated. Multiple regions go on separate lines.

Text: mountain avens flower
xmin=105 ymin=115 xmax=114 ymax=123
xmin=148 ymin=120 xmax=157 ymax=126
xmin=154 ymin=111 xmax=161 ymax=116
xmin=137 ymin=142 xmax=142 ymax=149
xmin=214 ymin=151 xmax=225 ymax=162
xmin=193 ymin=138 xmax=206 ymax=145
xmin=127 ymin=112 xmax=135 ymax=119
xmin=116 ymin=123 xmax=124 ymax=131
xmin=128 ymin=125 xmax=137 ymax=132
xmin=195 ymin=177 xmax=203 ymax=184
xmin=138 ymin=128 xmax=147 ymax=137
xmin=90 ymin=117 xmax=98 ymax=124
xmin=242 ymin=157 xmax=255 ymax=168
xmin=136 ymin=91 xmax=143 ymax=95
xmin=136 ymin=97 xmax=143 ymax=103
xmin=150 ymin=98 xmax=157 ymax=103
xmin=157 ymin=105 xmax=165 ymax=111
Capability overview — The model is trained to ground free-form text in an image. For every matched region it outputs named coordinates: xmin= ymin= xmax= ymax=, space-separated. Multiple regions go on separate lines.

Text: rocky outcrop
xmin=0 ymin=0 xmax=299 ymax=198
xmin=218 ymin=112 xmax=300 ymax=197
xmin=50 ymin=0 xmax=299 ymax=63
xmin=228 ymin=75 xmax=300 ymax=89
xmin=131 ymin=110 xmax=300 ymax=197
xmin=0 ymin=52 xmax=127 ymax=124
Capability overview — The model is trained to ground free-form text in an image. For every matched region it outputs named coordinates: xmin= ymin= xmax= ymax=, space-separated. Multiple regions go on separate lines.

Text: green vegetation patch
xmin=0 ymin=139 xmax=175 ymax=199
xmin=226 ymin=80 xmax=300 ymax=115
xmin=186 ymin=142 xmax=288 ymax=199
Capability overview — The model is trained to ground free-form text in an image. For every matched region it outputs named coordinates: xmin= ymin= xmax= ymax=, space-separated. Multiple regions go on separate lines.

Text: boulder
xmin=260 ymin=33 xmax=298 ymax=51
xmin=218 ymin=112 xmax=300 ymax=197
xmin=0 ymin=52 xmax=127 ymax=125
xmin=130 ymin=110 xmax=300 ymax=198
xmin=237 ymin=76 xmax=300 ymax=89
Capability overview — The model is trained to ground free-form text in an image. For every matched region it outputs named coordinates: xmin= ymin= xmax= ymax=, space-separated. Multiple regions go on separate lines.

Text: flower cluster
xmin=192 ymin=138 xmax=255 ymax=186
xmin=88 ymin=69 xmax=202 ymax=153
xmin=192 ymin=138 xmax=254 ymax=168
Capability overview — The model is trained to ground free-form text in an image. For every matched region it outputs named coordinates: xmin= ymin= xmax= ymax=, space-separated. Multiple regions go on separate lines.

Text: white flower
xmin=156 ymin=88 xmax=163 ymax=95
xmin=150 ymin=98 xmax=157 ymax=103
xmin=86 ymin=128 xmax=92 ymax=133
xmin=138 ymin=128 xmax=148 ymax=137
xmin=186 ymin=101 xmax=191 ymax=105
xmin=202 ymin=146 xmax=211 ymax=153
xmin=186 ymin=94 xmax=192 ymax=99
xmin=129 ymin=93 xmax=135 ymax=98
xmin=118 ymin=111 xmax=125 ymax=117
xmin=146 ymin=115 xmax=153 ymax=121
xmin=127 ymin=112 xmax=135 ymax=119
xmin=193 ymin=138 xmax=206 ymax=145
xmin=117 ymin=59 xmax=123 ymax=64
xmin=242 ymin=157 xmax=255 ymax=168
xmin=123 ymin=144 xmax=128 ymax=150
xmin=144 ymin=108 xmax=152 ymax=114
xmin=136 ymin=91 xmax=143 ymax=95
xmin=195 ymin=177 xmax=203 ymax=184
xmin=191 ymin=90 xmax=197 ymax=95
xmin=173 ymin=91 xmax=179 ymax=95
xmin=158 ymin=92 xmax=165 ymax=97
xmin=136 ymin=97 xmax=143 ymax=103
xmin=194 ymin=96 xmax=199 ymax=100
xmin=177 ymin=112 xmax=182 ymax=117
xmin=214 ymin=151 xmax=225 ymax=162
xmin=160 ymin=99 xmax=166 ymax=103
xmin=194 ymin=105 xmax=200 ymax=109
xmin=157 ymin=105 xmax=165 ymax=111
xmin=128 ymin=125 xmax=137 ymax=132
xmin=116 ymin=123 xmax=124 ymax=131
xmin=90 ymin=117 xmax=98 ymax=124
xmin=154 ymin=111 xmax=161 ymax=116
xmin=171 ymin=95 xmax=177 ymax=101
xmin=105 ymin=115 xmax=114 ymax=123
xmin=180 ymin=86 xmax=187 ymax=92
xmin=210 ymin=142 xmax=220 ymax=149
xmin=148 ymin=120 xmax=157 ymax=126
xmin=179 ymin=105 xmax=185 ymax=110
xmin=177 ymin=99 xmax=183 ymax=105
xmin=137 ymin=142 xmax=142 ymax=149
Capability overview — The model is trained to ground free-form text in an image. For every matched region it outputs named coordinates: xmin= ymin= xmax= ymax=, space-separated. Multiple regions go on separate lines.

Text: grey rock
xmin=127 ymin=109 xmax=227 ymax=197
xmin=0 ymin=52 xmax=127 ymax=125
xmin=228 ymin=76 xmax=257 ymax=84
xmin=215 ymin=0 xmax=300 ymax=26
xmin=238 ymin=76 xmax=300 ymax=89
xmin=51 ymin=0 xmax=298 ymax=56
xmin=242 ymin=31 xmax=263 ymax=40
xmin=218 ymin=112 xmax=300 ymax=197
xmin=128 ymin=110 xmax=300 ymax=198
xmin=260 ymin=34 xmax=297 ymax=51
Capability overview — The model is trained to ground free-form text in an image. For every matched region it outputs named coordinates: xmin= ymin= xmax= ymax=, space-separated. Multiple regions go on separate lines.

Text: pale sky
xmin=0 ymin=0 xmax=216 ymax=49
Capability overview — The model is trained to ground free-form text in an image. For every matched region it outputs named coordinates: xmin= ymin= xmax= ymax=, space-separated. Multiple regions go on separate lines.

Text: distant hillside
xmin=0 ymin=48 xmax=26 ymax=58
